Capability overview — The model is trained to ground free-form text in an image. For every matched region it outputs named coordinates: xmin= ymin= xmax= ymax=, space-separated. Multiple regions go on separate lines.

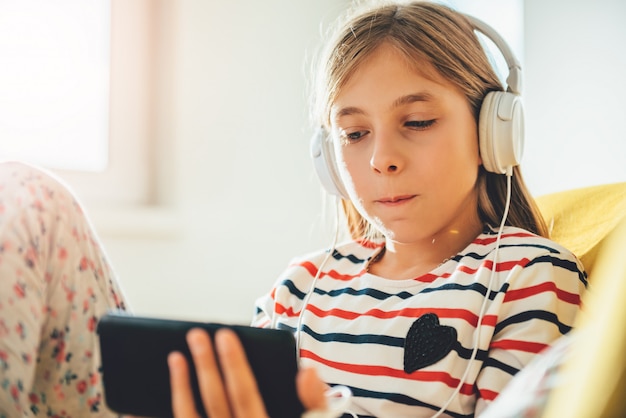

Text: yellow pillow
xmin=537 ymin=182 xmax=626 ymax=418
xmin=536 ymin=182 xmax=626 ymax=276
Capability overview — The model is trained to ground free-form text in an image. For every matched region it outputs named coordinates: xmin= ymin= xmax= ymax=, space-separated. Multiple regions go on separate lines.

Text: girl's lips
xmin=376 ymin=195 xmax=416 ymax=205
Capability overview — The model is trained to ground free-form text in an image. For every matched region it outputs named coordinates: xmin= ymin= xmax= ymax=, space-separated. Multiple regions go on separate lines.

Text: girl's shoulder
xmin=472 ymin=225 xmax=588 ymax=290
xmin=287 ymin=239 xmax=383 ymax=269
xmin=478 ymin=225 xmax=579 ymax=260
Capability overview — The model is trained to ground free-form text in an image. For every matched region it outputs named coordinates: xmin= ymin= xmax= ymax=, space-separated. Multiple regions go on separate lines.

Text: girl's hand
xmin=168 ymin=327 xmax=327 ymax=417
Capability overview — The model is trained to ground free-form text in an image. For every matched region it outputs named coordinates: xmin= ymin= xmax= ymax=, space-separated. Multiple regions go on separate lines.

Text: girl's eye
xmin=405 ymin=119 xmax=436 ymax=130
xmin=339 ymin=130 xmax=368 ymax=144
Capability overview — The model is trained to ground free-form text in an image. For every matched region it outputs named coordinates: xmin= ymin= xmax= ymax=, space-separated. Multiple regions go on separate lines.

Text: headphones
xmin=310 ymin=14 xmax=524 ymax=199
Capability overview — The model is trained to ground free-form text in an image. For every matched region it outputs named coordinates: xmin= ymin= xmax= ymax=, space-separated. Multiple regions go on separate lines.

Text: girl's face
xmin=330 ymin=43 xmax=482 ymax=245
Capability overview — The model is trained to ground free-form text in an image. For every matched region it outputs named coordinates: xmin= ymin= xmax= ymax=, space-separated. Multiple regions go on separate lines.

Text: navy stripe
xmin=280 ymin=279 xmax=308 ymax=300
xmin=421 ymin=281 xmax=509 ymax=300
xmin=494 ymin=309 xmax=572 ymax=335
xmin=501 ymin=242 xmax=562 ymax=254
xmin=329 ymin=384 xmax=472 ymax=418
xmin=462 ymin=241 xmax=562 ymax=263
xmin=313 ymin=285 xmax=414 ymax=300
xmin=285 ymin=256 xmax=582 ymax=305
xmin=332 ymin=248 xmax=368 ymax=265
xmin=309 ymin=280 xmax=509 ymax=301
xmin=279 ymin=278 xmax=505 ymax=304
xmin=422 ymin=281 xmax=490 ymax=297
xmin=276 ymin=322 xmax=297 ymax=333
xmin=302 ymin=324 xmax=404 ymax=346
xmin=303 ymin=325 xmax=491 ymax=364
xmin=452 ymin=340 xmax=489 ymax=362
xmin=482 ymin=356 xmax=520 ymax=376
xmin=281 ymin=278 xmax=440 ymax=302
xmin=527 ymin=255 xmax=588 ymax=286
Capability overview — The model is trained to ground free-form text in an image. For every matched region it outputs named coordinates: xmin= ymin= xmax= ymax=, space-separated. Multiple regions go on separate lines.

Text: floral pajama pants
xmin=0 ymin=162 xmax=127 ymax=417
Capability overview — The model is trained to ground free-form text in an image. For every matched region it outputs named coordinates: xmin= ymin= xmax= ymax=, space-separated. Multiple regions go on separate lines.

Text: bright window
xmin=0 ymin=0 xmax=160 ymax=210
xmin=0 ymin=0 xmax=110 ymax=171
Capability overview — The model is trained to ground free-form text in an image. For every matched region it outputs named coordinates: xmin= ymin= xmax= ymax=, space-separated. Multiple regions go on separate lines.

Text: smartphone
xmin=97 ymin=311 xmax=304 ymax=418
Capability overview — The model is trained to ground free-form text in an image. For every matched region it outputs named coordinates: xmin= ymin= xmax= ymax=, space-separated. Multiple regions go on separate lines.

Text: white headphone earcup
xmin=478 ymin=91 xmax=525 ymax=174
xmin=310 ymin=129 xmax=349 ymax=198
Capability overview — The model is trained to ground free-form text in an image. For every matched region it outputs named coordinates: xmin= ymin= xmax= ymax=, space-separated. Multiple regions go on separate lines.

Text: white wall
xmin=79 ymin=0 xmax=625 ymax=324
xmin=92 ymin=0 xmax=349 ymax=323
xmin=523 ymin=0 xmax=626 ymax=195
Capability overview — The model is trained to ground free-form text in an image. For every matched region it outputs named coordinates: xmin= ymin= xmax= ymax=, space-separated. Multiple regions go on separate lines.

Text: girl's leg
xmin=0 ymin=162 xmax=128 ymax=417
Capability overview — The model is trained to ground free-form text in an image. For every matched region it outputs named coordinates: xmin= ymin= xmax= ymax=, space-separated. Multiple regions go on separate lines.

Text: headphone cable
xmin=296 ymin=196 xmax=341 ymax=362
xmin=432 ymin=171 xmax=513 ymax=418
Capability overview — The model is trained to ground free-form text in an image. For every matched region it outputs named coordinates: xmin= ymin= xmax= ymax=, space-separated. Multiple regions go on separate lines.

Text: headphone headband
xmin=463 ymin=14 xmax=522 ymax=95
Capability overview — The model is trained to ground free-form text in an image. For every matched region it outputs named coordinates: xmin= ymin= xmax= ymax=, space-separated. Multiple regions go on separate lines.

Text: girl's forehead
xmin=340 ymin=42 xmax=447 ymax=93
xmin=334 ymin=43 xmax=455 ymax=100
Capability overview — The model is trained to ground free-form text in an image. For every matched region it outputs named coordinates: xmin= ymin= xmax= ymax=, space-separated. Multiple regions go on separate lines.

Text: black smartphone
xmin=97 ymin=311 xmax=304 ymax=418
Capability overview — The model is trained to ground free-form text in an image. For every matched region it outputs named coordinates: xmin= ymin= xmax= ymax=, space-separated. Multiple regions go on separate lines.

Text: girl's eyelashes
xmin=405 ymin=119 xmax=436 ymax=130
xmin=338 ymin=129 xmax=369 ymax=144
xmin=337 ymin=119 xmax=435 ymax=144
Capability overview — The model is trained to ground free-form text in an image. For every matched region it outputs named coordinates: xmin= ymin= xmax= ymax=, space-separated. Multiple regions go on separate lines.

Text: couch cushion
xmin=535 ymin=182 xmax=626 ymax=276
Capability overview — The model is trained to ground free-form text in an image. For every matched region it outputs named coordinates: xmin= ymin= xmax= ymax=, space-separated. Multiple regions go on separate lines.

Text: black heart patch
xmin=403 ymin=313 xmax=457 ymax=373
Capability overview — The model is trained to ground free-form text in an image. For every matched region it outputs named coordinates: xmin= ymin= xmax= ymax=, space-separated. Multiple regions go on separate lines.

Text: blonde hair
xmin=312 ymin=1 xmax=548 ymax=240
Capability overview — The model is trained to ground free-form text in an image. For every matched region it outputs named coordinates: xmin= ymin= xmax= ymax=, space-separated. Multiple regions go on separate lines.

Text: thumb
xmin=297 ymin=367 xmax=328 ymax=411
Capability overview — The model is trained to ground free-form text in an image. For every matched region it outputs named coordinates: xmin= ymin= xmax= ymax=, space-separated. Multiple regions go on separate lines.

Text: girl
xmin=170 ymin=1 xmax=586 ymax=417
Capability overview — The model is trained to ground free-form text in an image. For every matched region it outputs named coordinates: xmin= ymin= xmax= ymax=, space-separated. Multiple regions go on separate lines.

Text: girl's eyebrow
xmin=334 ymin=106 xmax=364 ymax=119
xmin=334 ymin=92 xmax=435 ymax=120
xmin=392 ymin=92 xmax=435 ymax=108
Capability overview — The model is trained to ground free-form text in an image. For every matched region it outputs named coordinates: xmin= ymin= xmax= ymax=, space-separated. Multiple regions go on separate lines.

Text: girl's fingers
xmin=186 ymin=328 xmax=232 ymax=418
xmin=297 ymin=367 xmax=329 ymax=411
xmin=214 ymin=328 xmax=269 ymax=418
xmin=168 ymin=351 xmax=200 ymax=418
xmin=171 ymin=328 xmax=271 ymax=418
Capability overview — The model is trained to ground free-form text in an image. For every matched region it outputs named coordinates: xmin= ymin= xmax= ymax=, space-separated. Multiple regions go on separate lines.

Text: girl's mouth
xmin=376 ymin=195 xmax=416 ymax=205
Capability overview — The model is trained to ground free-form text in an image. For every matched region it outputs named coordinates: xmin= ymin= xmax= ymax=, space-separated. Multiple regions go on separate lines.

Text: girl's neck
xmin=367 ymin=221 xmax=484 ymax=281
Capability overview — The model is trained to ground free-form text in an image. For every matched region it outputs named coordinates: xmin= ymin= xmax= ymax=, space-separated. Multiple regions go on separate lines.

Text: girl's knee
xmin=0 ymin=161 xmax=83 ymax=218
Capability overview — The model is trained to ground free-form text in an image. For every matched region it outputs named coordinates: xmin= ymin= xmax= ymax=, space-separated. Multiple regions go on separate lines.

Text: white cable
xmin=295 ymin=198 xmax=355 ymax=418
xmin=296 ymin=197 xmax=341 ymax=361
xmin=431 ymin=172 xmax=513 ymax=418
xmin=302 ymin=385 xmax=356 ymax=418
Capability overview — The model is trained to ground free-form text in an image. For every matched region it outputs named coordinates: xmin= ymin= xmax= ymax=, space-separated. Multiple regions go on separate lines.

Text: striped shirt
xmin=252 ymin=226 xmax=586 ymax=418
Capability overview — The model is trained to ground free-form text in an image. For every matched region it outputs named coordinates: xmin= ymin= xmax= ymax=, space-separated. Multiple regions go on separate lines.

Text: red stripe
xmin=301 ymin=349 xmax=475 ymax=395
xmin=255 ymin=318 xmax=271 ymax=328
xmin=479 ymin=388 xmax=499 ymax=401
xmin=418 ymin=272 xmax=448 ymax=283
xmin=490 ymin=339 xmax=548 ymax=353
xmin=476 ymin=258 xmax=532 ymax=272
xmin=357 ymin=239 xmax=384 ymax=249
xmin=473 ymin=231 xmax=535 ymax=245
xmin=297 ymin=260 xmax=318 ymax=276
xmin=325 ymin=269 xmax=366 ymax=281
xmin=298 ymin=250 xmax=531 ymax=284
xmin=504 ymin=281 xmax=581 ymax=305
xmin=296 ymin=261 xmax=365 ymax=281
xmin=305 ymin=304 xmax=497 ymax=327
xmin=480 ymin=314 xmax=498 ymax=327
xmin=274 ymin=303 xmax=300 ymax=318
xmin=417 ymin=258 xmax=530 ymax=283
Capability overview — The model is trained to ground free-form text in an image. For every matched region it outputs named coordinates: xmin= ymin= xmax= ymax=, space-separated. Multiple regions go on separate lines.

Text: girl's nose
xmin=369 ymin=134 xmax=403 ymax=174
xmin=370 ymin=162 xmax=398 ymax=173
